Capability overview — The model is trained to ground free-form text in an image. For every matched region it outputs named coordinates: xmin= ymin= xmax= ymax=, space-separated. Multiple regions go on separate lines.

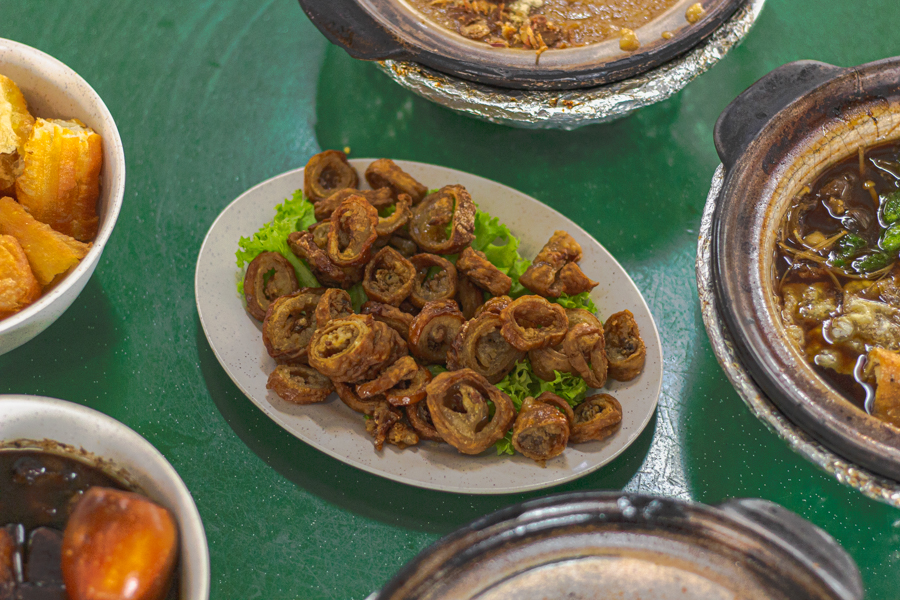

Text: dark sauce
xmin=775 ymin=141 xmax=900 ymax=408
xmin=0 ymin=451 xmax=132 ymax=600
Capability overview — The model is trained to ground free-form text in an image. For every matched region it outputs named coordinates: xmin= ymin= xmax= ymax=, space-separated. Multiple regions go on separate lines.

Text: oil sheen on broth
xmin=775 ymin=141 xmax=900 ymax=411
xmin=407 ymin=0 xmax=681 ymax=50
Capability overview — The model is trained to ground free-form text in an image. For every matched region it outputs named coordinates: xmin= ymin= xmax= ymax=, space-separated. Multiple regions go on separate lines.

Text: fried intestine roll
xmin=262 ymin=288 xmax=325 ymax=364
xmin=334 ymin=382 xmax=419 ymax=450
xmin=357 ymin=356 xmax=418 ymax=399
xmin=288 ymin=231 xmax=361 ymax=289
xmin=406 ymin=401 xmax=443 ymax=442
xmin=309 ymin=314 xmax=407 ymax=383
xmin=425 ymin=369 xmax=516 ymax=455
xmin=456 ymin=273 xmax=485 ymax=320
xmin=519 ymin=231 xmax=598 ymax=298
xmin=243 ymin=252 xmax=299 ymax=321
xmin=529 ymin=308 xmax=602 ymax=382
xmin=375 ymin=194 xmax=411 ymax=238
xmin=16 ymin=118 xmax=102 ymax=242
xmin=456 ymin=247 xmax=512 ymax=296
xmin=365 ymin=158 xmax=428 ymax=204
xmin=500 ymin=295 xmax=568 ymax=351
xmin=314 ymin=288 xmax=354 ymax=326
xmin=604 ymin=310 xmax=646 ymax=381
xmin=304 ymin=150 xmax=358 ymax=203
xmin=447 ymin=311 xmax=523 ymax=383
xmin=314 ymin=187 xmax=392 ymax=221
xmin=570 ymin=394 xmax=623 ymax=443
xmin=409 ymin=185 xmax=475 ymax=254
xmin=562 ymin=322 xmax=608 ymax=388
xmin=512 ymin=392 xmax=575 ymax=464
xmin=363 ymin=246 xmax=416 ymax=305
xmin=408 ymin=299 xmax=465 ymax=364
xmin=266 ymin=364 xmax=334 ymax=405
xmin=327 ymin=195 xmax=379 ymax=267
xmin=0 ymin=74 xmax=34 ymax=196
xmin=361 ymin=300 xmax=414 ymax=340
xmin=409 ymin=253 xmax=457 ymax=308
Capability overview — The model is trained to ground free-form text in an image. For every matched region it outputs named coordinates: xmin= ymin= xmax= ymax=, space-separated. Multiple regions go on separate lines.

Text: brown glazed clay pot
xmin=711 ymin=58 xmax=900 ymax=481
xmin=297 ymin=0 xmax=748 ymax=90
xmin=372 ymin=492 xmax=862 ymax=600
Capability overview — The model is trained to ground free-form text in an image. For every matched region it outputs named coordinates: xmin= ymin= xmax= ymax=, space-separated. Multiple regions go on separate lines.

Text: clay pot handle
xmin=718 ymin=498 xmax=863 ymax=600
xmin=297 ymin=0 xmax=413 ymax=61
xmin=713 ymin=60 xmax=844 ymax=169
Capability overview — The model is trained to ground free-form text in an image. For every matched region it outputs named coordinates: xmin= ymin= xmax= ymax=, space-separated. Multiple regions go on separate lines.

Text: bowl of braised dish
xmin=0 ymin=395 xmax=210 ymax=599
xmin=371 ymin=492 xmax=863 ymax=600
xmin=0 ymin=38 xmax=126 ymax=355
xmin=708 ymin=57 xmax=900 ymax=483
xmin=297 ymin=0 xmax=749 ymax=90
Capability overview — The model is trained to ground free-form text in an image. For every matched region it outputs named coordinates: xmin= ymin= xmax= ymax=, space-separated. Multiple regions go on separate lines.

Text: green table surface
xmin=3 ymin=1 xmax=900 ymax=598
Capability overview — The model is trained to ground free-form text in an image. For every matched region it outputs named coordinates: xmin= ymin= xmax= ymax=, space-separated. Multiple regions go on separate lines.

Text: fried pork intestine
xmin=570 ymin=394 xmax=623 ymax=443
xmin=410 ymin=253 xmax=458 ymax=308
xmin=456 ymin=273 xmax=485 ymax=320
xmin=447 ymin=311 xmax=523 ymax=383
xmin=408 ymin=300 xmax=466 ymax=364
xmin=456 ymin=246 xmax=512 ymax=296
xmin=363 ymin=246 xmax=416 ymax=306
xmin=375 ymin=194 xmax=412 ymax=238
xmin=526 ymin=308 xmax=598 ymax=381
xmin=303 ymin=150 xmax=358 ymax=203
xmin=406 ymin=401 xmax=444 ymax=442
xmin=315 ymin=288 xmax=354 ymax=326
xmin=365 ymin=158 xmax=428 ymax=204
xmin=242 ymin=251 xmax=300 ymax=321
xmin=500 ymin=294 xmax=568 ymax=351
xmin=288 ymin=231 xmax=362 ymax=289
xmin=512 ymin=392 xmax=574 ymax=463
xmin=327 ymin=195 xmax=380 ymax=267
xmin=314 ymin=187 xmax=393 ymax=222
xmin=266 ymin=364 xmax=334 ymax=405
xmin=563 ymin=322 xmax=608 ymax=388
xmin=361 ymin=300 xmax=414 ymax=340
xmin=308 ymin=314 xmax=407 ymax=383
xmin=409 ymin=185 xmax=476 ymax=255
xmin=334 ymin=383 xmax=418 ymax=450
xmin=426 ymin=369 xmax=516 ymax=455
xmin=357 ymin=356 xmax=419 ymax=400
xmin=519 ymin=231 xmax=598 ymax=298
xmin=604 ymin=309 xmax=646 ymax=381
xmin=261 ymin=288 xmax=325 ymax=364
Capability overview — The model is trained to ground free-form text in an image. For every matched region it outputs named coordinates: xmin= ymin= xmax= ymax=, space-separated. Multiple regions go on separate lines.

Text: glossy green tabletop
xmin=3 ymin=1 xmax=900 ymax=598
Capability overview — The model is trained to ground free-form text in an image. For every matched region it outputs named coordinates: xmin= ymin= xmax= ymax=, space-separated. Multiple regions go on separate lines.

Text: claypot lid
xmin=297 ymin=0 xmax=749 ymax=90
xmin=373 ymin=492 xmax=862 ymax=600
xmin=711 ymin=58 xmax=900 ymax=481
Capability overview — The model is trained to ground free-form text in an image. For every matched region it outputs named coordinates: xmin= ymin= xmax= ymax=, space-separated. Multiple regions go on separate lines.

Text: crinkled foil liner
xmin=376 ymin=0 xmax=765 ymax=130
xmin=697 ymin=166 xmax=900 ymax=507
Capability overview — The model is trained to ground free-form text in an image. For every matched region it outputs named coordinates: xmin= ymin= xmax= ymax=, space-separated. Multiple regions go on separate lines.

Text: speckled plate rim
xmin=375 ymin=0 xmax=765 ymax=130
xmin=696 ymin=165 xmax=900 ymax=508
xmin=195 ymin=160 xmax=663 ymax=495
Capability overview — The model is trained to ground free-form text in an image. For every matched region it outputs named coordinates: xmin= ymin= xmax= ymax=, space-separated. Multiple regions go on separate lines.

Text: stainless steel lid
xmin=374 ymin=492 xmax=862 ymax=600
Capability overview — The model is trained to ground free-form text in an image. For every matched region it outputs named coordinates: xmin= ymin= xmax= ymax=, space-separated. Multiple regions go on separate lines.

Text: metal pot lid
xmin=709 ymin=58 xmax=900 ymax=482
xmin=297 ymin=0 xmax=750 ymax=90
xmin=373 ymin=492 xmax=862 ymax=600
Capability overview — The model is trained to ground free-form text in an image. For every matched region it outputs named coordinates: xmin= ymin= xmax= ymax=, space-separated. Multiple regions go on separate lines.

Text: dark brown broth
xmin=775 ymin=141 xmax=900 ymax=406
xmin=0 ymin=450 xmax=127 ymax=532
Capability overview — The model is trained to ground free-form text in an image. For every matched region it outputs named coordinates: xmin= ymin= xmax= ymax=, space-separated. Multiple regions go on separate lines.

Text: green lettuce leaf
xmin=471 ymin=210 xmax=532 ymax=297
xmin=495 ymin=431 xmax=515 ymax=456
xmin=553 ymin=292 xmax=600 ymax=316
xmin=235 ymin=190 xmax=319 ymax=292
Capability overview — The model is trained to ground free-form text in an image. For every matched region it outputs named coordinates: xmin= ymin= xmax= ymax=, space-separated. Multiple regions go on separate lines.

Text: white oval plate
xmin=195 ymin=160 xmax=662 ymax=494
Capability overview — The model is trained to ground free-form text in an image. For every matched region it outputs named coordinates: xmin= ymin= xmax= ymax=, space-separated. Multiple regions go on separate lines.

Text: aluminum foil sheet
xmin=697 ymin=165 xmax=900 ymax=508
xmin=376 ymin=0 xmax=766 ymax=130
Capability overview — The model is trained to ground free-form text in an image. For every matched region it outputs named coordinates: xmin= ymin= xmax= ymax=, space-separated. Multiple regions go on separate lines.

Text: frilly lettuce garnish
xmin=235 ymin=190 xmax=319 ymax=292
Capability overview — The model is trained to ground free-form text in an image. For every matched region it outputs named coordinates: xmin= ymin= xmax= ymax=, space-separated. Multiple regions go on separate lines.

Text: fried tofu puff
xmin=0 ymin=75 xmax=35 ymax=197
xmin=0 ymin=234 xmax=41 ymax=319
xmin=866 ymin=348 xmax=900 ymax=429
xmin=16 ymin=118 xmax=102 ymax=242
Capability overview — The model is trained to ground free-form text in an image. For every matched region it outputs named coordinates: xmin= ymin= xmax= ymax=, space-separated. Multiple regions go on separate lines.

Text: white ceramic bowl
xmin=0 ymin=38 xmax=126 ymax=355
xmin=0 ymin=395 xmax=210 ymax=599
